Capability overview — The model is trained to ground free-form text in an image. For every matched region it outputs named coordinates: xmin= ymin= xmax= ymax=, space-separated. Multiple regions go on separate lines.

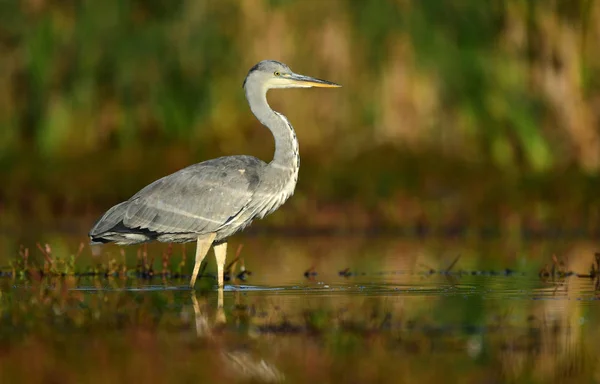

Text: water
xmin=1 ymin=231 xmax=599 ymax=383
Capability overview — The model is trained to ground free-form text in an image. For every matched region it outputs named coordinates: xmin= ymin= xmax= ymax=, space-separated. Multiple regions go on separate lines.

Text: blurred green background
xmin=1 ymin=0 xmax=600 ymax=233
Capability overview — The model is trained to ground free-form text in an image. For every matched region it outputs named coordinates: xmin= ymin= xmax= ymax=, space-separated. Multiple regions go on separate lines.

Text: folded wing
xmin=90 ymin=156 xmax=265 ymax=241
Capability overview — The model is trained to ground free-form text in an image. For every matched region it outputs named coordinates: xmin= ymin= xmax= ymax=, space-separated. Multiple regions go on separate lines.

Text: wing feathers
xmin=117 ymin=156 xmax=265 ymax=235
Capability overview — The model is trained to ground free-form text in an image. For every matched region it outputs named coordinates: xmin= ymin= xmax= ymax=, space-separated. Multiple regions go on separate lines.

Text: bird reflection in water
xmin=190 ymin=291 xmax=284 ymax=383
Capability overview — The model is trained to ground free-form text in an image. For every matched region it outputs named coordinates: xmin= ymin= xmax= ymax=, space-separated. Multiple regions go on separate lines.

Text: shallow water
xmin=1 ymin=231 xmax=600 ymax=383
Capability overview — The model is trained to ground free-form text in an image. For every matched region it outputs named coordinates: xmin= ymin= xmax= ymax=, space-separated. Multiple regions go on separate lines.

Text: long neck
xmin=245 ymin=85 xmax=299 ymax=170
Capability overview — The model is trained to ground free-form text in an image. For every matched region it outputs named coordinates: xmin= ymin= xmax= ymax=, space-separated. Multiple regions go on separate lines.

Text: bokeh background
xmin=2 ymin=3 xmax=600 ymax=383
xmin=1 ymin=0 xmax=600 ymax=235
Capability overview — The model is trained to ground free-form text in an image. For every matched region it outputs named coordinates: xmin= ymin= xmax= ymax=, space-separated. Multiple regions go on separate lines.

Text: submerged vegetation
xmin=3 ymin=240 xmax=600 ymax=292
xmin=3 ymin=242 xmax=250 ymax=287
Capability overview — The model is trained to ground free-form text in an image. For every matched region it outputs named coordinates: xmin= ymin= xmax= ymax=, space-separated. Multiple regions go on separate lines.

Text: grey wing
xmin=122 ymin=156 xmax=265 ymax=235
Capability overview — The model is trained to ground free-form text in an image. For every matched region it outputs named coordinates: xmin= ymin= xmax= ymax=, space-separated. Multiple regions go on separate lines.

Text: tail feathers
xmin=89 ymin=201 xmax=159 ymax=245
xmin=89 ymin=201 xmax=130 ymax=237
xmin=90 ymin=230 xmax=153 ymax=245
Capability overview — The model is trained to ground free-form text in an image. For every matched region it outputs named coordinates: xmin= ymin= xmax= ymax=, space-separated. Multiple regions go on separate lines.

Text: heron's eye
xmin=274 ymin=71 xmax=281 ymax=77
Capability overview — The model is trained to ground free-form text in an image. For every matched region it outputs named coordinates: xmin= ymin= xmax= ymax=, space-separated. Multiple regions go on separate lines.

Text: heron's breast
xmin=269 ymin=166 xmax=299 ymax=213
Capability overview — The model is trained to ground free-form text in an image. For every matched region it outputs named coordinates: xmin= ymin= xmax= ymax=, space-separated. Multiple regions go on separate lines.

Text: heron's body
xmin=89 ymin=60 xmax=339 ymax=289
xmin=90 ymin=156 xmax=264 ymax=243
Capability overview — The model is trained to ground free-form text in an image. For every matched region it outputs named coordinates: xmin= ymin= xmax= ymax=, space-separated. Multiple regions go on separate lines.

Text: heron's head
xmin=243 ymin=60 xmax=341 ymax=91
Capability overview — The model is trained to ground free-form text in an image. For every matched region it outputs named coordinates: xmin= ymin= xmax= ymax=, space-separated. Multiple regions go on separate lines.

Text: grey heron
xmin=89 ymin=60 xmax=340 ymax=289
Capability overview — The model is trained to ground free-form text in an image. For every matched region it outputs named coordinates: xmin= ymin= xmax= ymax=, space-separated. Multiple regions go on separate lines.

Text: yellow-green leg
xmin=190 ymin=233 xmax=216 ymax=288
xmin=213 ymin=241 xmax=228 ymax=290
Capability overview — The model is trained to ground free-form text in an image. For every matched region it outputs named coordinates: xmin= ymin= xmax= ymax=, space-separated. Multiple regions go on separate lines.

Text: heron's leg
xmin=213 ymin=241 xmax=228 ymax=289
xmin=190 ymin=233 xmax=216 ymax=288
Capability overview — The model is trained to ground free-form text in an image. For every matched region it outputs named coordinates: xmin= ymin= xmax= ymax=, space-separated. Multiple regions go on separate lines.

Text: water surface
xmin=0 ymin=231 xmax=599 ymax=383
